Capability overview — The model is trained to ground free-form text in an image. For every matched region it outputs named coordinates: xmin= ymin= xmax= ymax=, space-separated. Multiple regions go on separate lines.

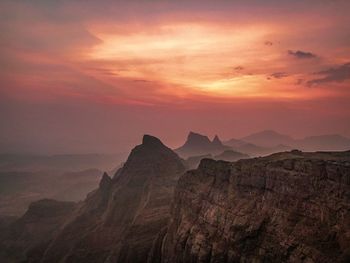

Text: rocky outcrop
xmin=0 ymin=199 xmax=76 ymax=262
xmin=185 ymin=150 xmax=249 ymax=170
xmin=159 ymin=151 xmax=350 ymax=263
xmin=175 ymin=132 xmax=231 ymax=158
xmin=35 ymin=135 xmax=185 ymax=263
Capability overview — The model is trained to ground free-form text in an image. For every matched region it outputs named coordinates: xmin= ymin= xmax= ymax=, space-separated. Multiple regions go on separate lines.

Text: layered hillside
xmin=159 ymin=150 xmax=350 ymax=263
xmin=34 ymin=135 xmax=185 ymax=263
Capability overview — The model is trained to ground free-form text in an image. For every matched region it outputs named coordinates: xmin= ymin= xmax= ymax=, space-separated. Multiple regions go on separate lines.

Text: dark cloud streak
xmin=288 ymin=50 xmax=317 ymax=59
xmin=307 ymin=62 xmax=350 ymax=86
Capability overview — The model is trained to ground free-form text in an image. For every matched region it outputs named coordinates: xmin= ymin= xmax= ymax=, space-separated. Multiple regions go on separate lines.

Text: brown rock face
xmin=37 ymin=135 xmax=185 ymax=263
xmin=159 ymin=151 xmax=350 ymax=263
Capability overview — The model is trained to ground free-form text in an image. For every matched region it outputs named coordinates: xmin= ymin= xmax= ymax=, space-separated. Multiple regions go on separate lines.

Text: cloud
xmin=269 ymin=72 xmax=289 ymax=79
xmin=307 ymin=62 xmax=350 ymax=86
xmin=288 ymin=50 xmax=317 ymax=59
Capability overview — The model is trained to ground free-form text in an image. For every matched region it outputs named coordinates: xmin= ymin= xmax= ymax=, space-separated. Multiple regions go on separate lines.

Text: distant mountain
xmin=297 ymin=134 xmax=350 ymax=151
xmin=227 ymin=130 xmax=350 ymax=154
xmin=175 ymin=132 xmax=231 ymax=158
xmin=224 ymin=139 xmax=291 ymax=157
xmin=241 ymin=130 xmax=295 ymax=148
xmin=0 ymin=153 xmax=127 ymax=172
xmin=214 ymin=150 xmax=249 ymax=162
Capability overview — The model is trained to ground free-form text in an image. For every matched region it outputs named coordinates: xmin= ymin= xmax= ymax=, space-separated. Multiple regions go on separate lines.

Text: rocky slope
xmin=33 ymin=135 xmax=186 ymax=263
xmin=158 ymin=150 xmax=350 ymax=263
xmin=0 ymin=199 xmax=76 ymax=262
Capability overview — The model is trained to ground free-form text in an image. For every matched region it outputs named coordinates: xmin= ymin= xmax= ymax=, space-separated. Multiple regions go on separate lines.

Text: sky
xmin=1 ymin=0 xmax=350 ymax=154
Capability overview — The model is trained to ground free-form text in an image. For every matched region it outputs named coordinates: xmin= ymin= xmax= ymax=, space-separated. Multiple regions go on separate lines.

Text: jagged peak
xmin=99 ymin=172 xmax=112 ymax=190
xmin=212 ymin=135 xmax=222 ymax=145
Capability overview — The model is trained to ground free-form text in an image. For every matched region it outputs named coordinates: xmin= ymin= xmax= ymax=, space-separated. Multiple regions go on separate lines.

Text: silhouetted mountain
xmin=297 ymin=134 xmax=350 ymax=151
xmin=31 ymin=135 xmax=185 ymax=263
xmin=241 ymin=130 xmax=295 ymax=147
xmin=227 ymin=130 xmax=350 ymax=154
xmin=0 ymin=153 xmax=126 ymax=172
xmin=175 ymin=132 xmax=230 ymax=158
xmin=224 ymin=139 xmax=291 ymax=157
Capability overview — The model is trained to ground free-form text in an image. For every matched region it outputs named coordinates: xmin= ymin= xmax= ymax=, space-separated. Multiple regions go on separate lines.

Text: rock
xmin=158 ymin=151 xmax=350 ymax=263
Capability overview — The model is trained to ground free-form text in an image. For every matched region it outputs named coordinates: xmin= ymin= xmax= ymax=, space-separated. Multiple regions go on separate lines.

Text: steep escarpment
xmin=0 ymin=199 xmax=76 ymax=262
xmin=36 ymin=135 xmax=185 ymax=263
xmin=160 ymin=151 xmax=350 ymax=263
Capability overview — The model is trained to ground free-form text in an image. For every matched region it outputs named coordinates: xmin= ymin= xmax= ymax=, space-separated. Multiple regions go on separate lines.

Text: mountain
xmin=175 ymin=132 xmax=231 ymax=158
xmin=297 ymin=134 xmax=350 ymax=151
xmin=156 ymin=150 xmax=350 ymax=262
xmin=0 ymin=199 xmax=76 ymax=262
xmin=227 ymin=130 xmax=350 ymax=154
xmin=241 ymin=130 xmax=295 ymax=148
xmin=224 ymin=139 xmax=292 ymax=157
xmin=29 ymin=135 xmax=185 ymax=263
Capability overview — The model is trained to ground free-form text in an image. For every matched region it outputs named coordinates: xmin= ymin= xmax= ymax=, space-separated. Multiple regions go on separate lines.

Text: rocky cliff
xmin=34 ymin=135 xmax=185 ymax=263
xmin=159 ymin=150 xmax=350 ymax=263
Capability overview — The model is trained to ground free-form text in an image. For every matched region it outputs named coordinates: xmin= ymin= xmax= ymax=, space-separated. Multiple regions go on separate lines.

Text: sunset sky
xmin=1 ymin=0 xmax=350 ymax=154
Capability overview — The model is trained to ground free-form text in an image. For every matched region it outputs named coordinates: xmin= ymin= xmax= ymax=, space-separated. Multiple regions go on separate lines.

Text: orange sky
xmin=1 ymin=0 xmax=350 ymax=153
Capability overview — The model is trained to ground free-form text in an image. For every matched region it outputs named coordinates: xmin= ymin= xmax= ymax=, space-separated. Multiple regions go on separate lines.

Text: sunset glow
xmin=1 ymin=0 xmax=350 ymax=153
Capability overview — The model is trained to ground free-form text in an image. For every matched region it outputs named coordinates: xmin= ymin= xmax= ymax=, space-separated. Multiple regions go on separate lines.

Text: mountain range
xmin=175 ymin=130 xmax=350 ymax=159
xmin=0 ymin=135 xmax=349 ymax=262
xmin=234 ymin=130 xmax=350 ymax=151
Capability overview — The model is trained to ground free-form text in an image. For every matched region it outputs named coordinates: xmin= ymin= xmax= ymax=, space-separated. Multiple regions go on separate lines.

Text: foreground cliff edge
xmin=160 ymin=150 xmax=350 ymax=263
xmin=1 ymin=136 xmax=349 ymax=263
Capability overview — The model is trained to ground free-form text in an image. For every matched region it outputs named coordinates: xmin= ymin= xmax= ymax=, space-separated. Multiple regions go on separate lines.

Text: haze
xmin=1 ymin=0 xmax=350 ymax=154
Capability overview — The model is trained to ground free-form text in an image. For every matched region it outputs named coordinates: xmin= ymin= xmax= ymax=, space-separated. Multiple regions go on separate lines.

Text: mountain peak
xmin=142 ymin=134 xmax=164 ymax=147
xmin=99 ymin=172 xmax=112 ymax=190
xmin=212 ymin=135 xmax=222 ymax=146
xmin=187 ymin=132 xmax=211 ymax=143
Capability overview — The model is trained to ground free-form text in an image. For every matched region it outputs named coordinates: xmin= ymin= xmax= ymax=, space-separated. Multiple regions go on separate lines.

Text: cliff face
xmin=159 ymin=151 xmax=350 ymax=263
xmin=37 ymin=135 xmax=185 ymax=263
